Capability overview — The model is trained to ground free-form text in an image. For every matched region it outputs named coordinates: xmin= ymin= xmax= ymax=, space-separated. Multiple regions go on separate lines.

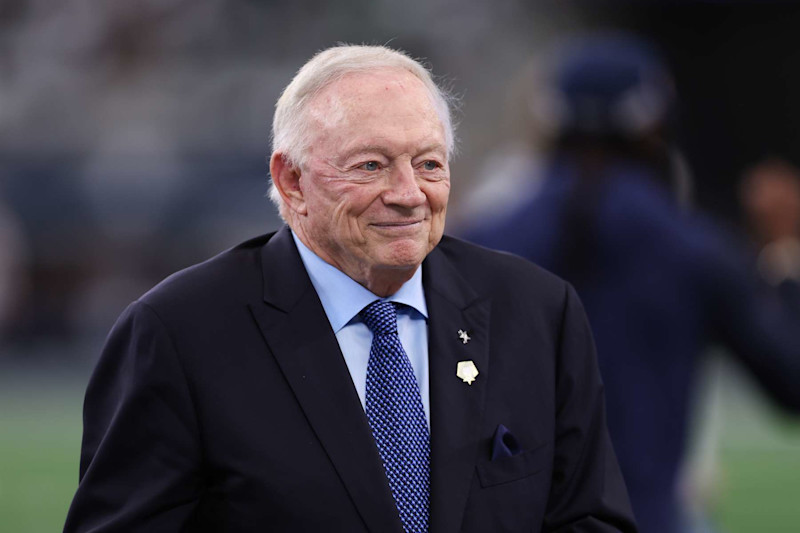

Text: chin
xmin=375 ymin=240 xmax=429 ymax=270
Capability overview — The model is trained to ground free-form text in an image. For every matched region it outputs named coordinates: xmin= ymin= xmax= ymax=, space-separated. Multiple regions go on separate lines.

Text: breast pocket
xmin=475 ymin=441 xmax=551 ymax=488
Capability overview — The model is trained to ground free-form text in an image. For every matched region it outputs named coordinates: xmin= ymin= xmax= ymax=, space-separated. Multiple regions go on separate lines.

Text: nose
xmin=383 ymin=160 xmax=426 ymax=208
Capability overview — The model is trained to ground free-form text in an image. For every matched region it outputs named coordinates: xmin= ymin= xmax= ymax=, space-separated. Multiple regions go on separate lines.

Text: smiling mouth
xmin=370 ymin=220 xmax=425 ymax=234
xmin=372 ymin=220 xmax=423 ymax=227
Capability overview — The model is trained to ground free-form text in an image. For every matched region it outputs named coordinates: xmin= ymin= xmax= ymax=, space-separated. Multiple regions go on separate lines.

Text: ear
xmin=270 ymin=151 xmax=307 ymax=216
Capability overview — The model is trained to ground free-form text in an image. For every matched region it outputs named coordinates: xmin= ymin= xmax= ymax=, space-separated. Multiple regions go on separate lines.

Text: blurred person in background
xmin=465 ymin=33 xmax=800 ymax=533
xmin=675 ymin=157 xmax=800 ymax=531
xmin=740 ymin=158 xmax=800 ymax=298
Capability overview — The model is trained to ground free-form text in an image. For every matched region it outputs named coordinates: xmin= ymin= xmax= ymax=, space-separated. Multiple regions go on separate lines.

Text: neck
xmin=290 ymin=222 xmax=417 ymax=298
xmin=361 ymin=267 xmax=417 ymax=298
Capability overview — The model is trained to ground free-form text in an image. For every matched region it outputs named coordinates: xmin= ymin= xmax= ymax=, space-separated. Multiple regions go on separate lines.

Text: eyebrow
xmin=340 ymin=145 xmax=391 ymax=160
xmin=340 ymin=143 xmax=447 ymax=161
xmin=414 ymin=143 xmax=448 ymax=157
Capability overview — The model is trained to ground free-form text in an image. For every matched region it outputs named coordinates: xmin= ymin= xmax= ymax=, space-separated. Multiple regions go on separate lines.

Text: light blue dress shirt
xmin=291 ymin=232 xmax=430 ymax=425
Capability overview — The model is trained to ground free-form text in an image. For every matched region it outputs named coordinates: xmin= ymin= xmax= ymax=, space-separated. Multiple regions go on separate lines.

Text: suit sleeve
xmin=64 ymin=301 xmax=203 ymax=532
xmin=543 ymin=283 xmax=638 ymax=532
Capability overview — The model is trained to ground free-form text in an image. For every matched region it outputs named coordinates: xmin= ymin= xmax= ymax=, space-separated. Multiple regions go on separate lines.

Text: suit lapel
xmin=423 ymin=245 xmax=491 ymax=533
xmin=249 ymin=227 xmax=403 ymax=533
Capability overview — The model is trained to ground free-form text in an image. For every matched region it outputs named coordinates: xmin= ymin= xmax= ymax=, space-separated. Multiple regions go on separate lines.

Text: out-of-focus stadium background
xmin=1 ymin=1 xmax=799 ymax=531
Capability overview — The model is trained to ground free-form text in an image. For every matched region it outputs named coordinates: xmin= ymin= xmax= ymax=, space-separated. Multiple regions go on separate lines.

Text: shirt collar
xmin=291 ymin=230 xmax=428 ymax=333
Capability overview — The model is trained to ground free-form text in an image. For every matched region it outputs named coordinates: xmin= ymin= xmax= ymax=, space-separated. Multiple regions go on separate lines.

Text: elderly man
xmin=64 ymin=45 xmax=635 ymax=532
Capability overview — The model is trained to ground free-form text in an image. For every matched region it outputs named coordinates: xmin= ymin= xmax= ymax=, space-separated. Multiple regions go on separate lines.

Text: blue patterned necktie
xmin=361 ymin=299 xmax=430 ymax=533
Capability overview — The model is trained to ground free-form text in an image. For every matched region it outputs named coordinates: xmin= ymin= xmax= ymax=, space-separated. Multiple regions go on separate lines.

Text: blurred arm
xmin=706 ymin=242 xmax=800 ymax=413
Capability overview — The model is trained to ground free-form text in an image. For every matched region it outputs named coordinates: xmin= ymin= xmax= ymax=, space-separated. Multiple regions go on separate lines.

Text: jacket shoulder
xmin=138 ymin=233 xmax=272 ymax=314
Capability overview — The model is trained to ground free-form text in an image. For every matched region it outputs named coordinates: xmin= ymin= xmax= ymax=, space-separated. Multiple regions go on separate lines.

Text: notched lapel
xmin=424 ymin=247 xmax=492 ymax=533
xmin=249 ymin=227 xmax=403 ymax=533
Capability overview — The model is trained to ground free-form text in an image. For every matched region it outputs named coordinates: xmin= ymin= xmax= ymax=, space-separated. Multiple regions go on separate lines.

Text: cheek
xmin=341 ymin=182 xmax=387 ymax=213
xmin=426 ymin=183 xmax=450 ymax=246
xmin=327 ymin=184 xmax=381 ymax=236
xmin=427 ymin=181 xmax=451 ymax=215
xmin=311 ymin=179 xmax=353 ymax=214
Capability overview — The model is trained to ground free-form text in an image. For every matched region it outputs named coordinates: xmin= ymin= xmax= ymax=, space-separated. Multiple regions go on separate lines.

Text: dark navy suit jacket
xmin=64 ymin=226 xmax=635 ymax=532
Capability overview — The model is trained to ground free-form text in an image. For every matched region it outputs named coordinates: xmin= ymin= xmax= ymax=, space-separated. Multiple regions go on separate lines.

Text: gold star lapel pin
xmin=456 ymin=360 xmax=479 ymax=385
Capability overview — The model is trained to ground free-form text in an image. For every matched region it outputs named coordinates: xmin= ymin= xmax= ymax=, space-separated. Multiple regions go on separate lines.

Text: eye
xmin=422 ymin=160 xmax=441 ymax=171
xmin=359 ymin=161 xmax=380 ymax=171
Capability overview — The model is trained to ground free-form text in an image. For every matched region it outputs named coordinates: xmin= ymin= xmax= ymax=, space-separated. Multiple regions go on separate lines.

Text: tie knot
xmin=360 ymin=299 xmax=398 ymax=336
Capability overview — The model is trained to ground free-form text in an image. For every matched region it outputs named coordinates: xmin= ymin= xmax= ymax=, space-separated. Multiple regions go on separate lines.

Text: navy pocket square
xmin=491 ymin=424 xmax=522 ymax=460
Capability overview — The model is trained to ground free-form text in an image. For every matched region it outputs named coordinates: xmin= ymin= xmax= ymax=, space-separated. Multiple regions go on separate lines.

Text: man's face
xmin=291 ymin=69 xmax=450 ymax=291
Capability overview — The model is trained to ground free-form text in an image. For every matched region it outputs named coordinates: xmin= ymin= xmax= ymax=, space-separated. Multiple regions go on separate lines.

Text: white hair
xmin=268 ymin=44 xmax=457 ymax=211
